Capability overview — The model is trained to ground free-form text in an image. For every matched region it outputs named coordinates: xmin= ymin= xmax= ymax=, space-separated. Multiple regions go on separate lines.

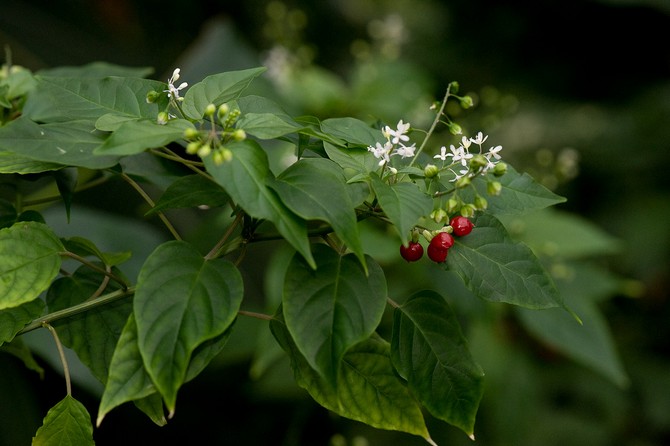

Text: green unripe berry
xmin=424 ymin=164 xmax=440 ymax=179
xmin=232 ymin=129 xmax=247 ymax=141
xmin=455 ymin=175 xmax=471 ymax=188
xmin=197 ymin=143 xmax=212 ymax=158
xmin=460 ymin=204 xmax=476 ymax=218
xmin=217 ymin=103 xmax=230 ymax=119
xmin=431 ymin=208 xmax=448 ymax=224
xmin=186 ymin=141 xmax=201 ymax=155
xmin=212 ymin=148 xmax=233 ymax=165
xmin=146 ymin=90 xmax=160 ymax=103
xmin=487 ymin=181 xmax=502 ymax=196
xmin=460 ymin=96 xmax=474 ymax=109
xmin=493 ymin=162 xmax=508 ymax=176
xmin=448 ymin=122 xmax=462 ymax=135
xmin=446 ymin=197 xmax=460 ymax=214
xmin=183 ymin=128 xmax=200 ymax=140
xmin=204 ymin=103 xmax=216 ymax=117
xmin=474 ymin=195 xmax=488 ymax=210
xmin=450 ymin=81 xmax=460 ymax=94
xmin=470 ymin=154 xmax=488 ymax=169
xmin=157 ymin=111 xmax=169 ymax=125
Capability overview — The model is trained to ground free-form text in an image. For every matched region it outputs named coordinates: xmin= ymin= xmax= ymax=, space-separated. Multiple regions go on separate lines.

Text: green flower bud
xmin=422 ymin=229 xmax=433 ymax=242
xmin=460 ymin=95 xmax=473 ymax=109
xmin=212 ymin=148 xmax=233 ymax=165
xmin=460 ymin=204 xmax=476 ymax=218
xmin=146 ymin=90 xmax=160 ymax=104
xmin=197 ymin=143 xmax=212 ymax=158
xmin=487 ymin=180 xmax=502 ymax=196
xmin=470 ymin=154 xmax=488 ymax=169
xmin=446 ymin=197 xmax=460 ymax=214
xmin=448 ymin=122 xmax=462 ymax=135
xmin=186 ymin=141 xmax=201 ymax=155
xmin=450 ymin=81 xmax=460 ymax=94
xmin=455 ymin=175 xmax=471 ymax=188
xmin=493 ymin=162 xmax=508 ymax=176
xmin=204 ymin=103 xmax=216 ymax=117
xmin=474 ymin=195 xmax=488 ymax=210
xmin=431 ymin=208 xmax=448 ymax=224
xmin=232 ymin=129 xmax=247 ymax=141
xmin=217 ymin=103 xmax=230 ymax=119
xmin=157 ymin=111 xmax=169 ymax=125
xmin=183 ymin=127 xmax=200 ymax=140
xmin=424 ymin=164 xmax=440 ymax=179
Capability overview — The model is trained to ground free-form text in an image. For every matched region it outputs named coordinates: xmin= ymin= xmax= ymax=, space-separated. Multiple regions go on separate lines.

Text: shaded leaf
xmin=321 ymin=117 xmax=383 ymax=147
xmin=0 ymin=151 xmax=63 ymax=174
xmin=148 ymin=174 xmax=229 ymax=215
xmin=392 ymin=290 xmax=484 ymax=437
xmin=0 ymin=299 xmax=45 ymax=345
xmin=38 ymin=62 xmax=154 ymax=79
xmin=95 ymin=119 xmax=195 ymax=156
xmin=282 ymin=244 xmax=386 ymax=383
xmin=32 ymin=395 xmax=94 ymax=446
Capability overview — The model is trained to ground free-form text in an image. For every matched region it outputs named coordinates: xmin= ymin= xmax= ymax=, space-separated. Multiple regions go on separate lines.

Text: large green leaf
xmin=147 ymin=174 xmax=229 ymax=215
xmin=22 ymin=76 xmax=166 ymax=123
xmin=32 ymin=395 xmax=94 ymax=446
xmin=181 ymin=67 xmax=266 ymax=120
xmin=133 ymin=240 xmax=243 ymax=414
xmin=269 ymin=158 xmax=366 ymax=269
xmin=271 ymin=317 xmax=435 ymax=445
xmin=95 ymin=119 xmax=195 ymax=156
xmin=391 ymin=290 xmax=484 ymax=437
xmin=204 ymin=139 xmax=315 ymax=268
xmin=370 ymin=173 xmax=432 ymax=245
xmin=0 ymin=299 xmax=45 ymax=346
xmin=321 ymin=117 xmax=384 ymax=147
xmin=282 ymin=244 xmax=386 ymax=383
xmin=0 ymin=222 xmax=64 ymax=310
xmin=47 ymin=267 xmax=131 ymax=384
xmin=447 ymin=213 xmax=571 ymax=312
xmin=0 ymin=151 xmax=63 ymax=174
xmin=323 ymin=141 xmax=378 ymax=177
xmin=0 ymin=117 xmax=119 ymax=169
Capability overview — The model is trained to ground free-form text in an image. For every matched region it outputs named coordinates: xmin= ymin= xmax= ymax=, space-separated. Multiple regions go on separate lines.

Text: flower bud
xmin=424 ymin=164 xmax=440 ymax=179
xmin=197 ymin=143 xmax=212 ymax=158
xmin=212 ymin=148 xmax=233 ymax=165
xmin=186 ymin=141 xmax=201 ymax=155
xmin=460 ymin=96 xmax=473 ymax=109
xmin=217 ymin=103 xmax=230 ymax=119
xmin=455 ymin=175 xmax=471 ymax=188
xmin=493 ymin=162 xmax=508 ymax=176
xmin=474 ymin=195 xmax=488 ymax=210
xmin=448 ymin=122 xmax=462 ymax=135
xmin=470 ymin=154 xmax=488 ymax=169
xmin=183 ymin=128 xmax=200 ymax=140
xmin=431 ymin=208 xmax=447 ymax=223
xmin=232 ymin=129 xmax=246 ymax=141
xmin=487 ymin=181 xmax=502 ymax=196
xmin=422 ymin=229 xmax=433 ymax=242
xmin=450 ymin=81 xmax=460 ymax=94
xmin=460 ymin=204 xmax=476 ymax=218
xmin=446 ymin=197 xmax=460 ymax=214
xmin=157 ymin=111 xmax=169 ymax=125
xmin=204 ymin=103 xmax=216 ymax=117
xmin=146 ymin=90 xmax=160 ymax=103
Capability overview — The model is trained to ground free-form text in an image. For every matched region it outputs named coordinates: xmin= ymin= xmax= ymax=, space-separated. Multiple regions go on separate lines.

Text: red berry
xmin=427 ymin=242 xmax=448 ymax=263
xmin=400 ymin=241 xmax=424 ymax=262
xmin=450 ymin=216 xmax=474 ymax=237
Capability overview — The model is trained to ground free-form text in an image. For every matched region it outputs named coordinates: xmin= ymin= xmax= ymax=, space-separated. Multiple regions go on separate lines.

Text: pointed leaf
xmin=32 ymin=395 xmax=94 ymax=446
xmin=269 ymin=158 xmax=366 ymax=269
xmin=0 ymin=151 xmax=63 ymax=174
xmin=204 ymin=139 xmax=314 ymax=268
xmin=392 ymin=290 xmax=484 ymax=436
xmin=61 ymin=236 xmax=131 ymax=267
xmin=0 ymin=222 xmax=64 ymax=310
xmin=321 ymin=117 xmax=384 ymax=147
xmin=324 ymin=141 xmax=378 ymax=177
xmin=0 ymin=337 xmax=45 ymax=377
xmin=0 ymin=299 xmax=45 ymax=345
xmin=23 ymin=76 xmax=166 ymax=123
xmin=0 ymin=117 xmax=119 ymax=169
xmin=370 ymin=173 xmax=432 ymax=245
xmin=181 ymin=67 xmax=266 ymax=120
xmin=53 ymin=167 xmax=77 ymax=221
xmin=282 ymin=244 xmax=386 ymax=383
xmin=447 ymin=213 xmax=569 ymax=311
xmin=271 ymin=317 xmax=434 ymax=444
xmin=134 ymin=240 xmax=243 ymax=413
xmin=147 ymin=174 xmax=229 ymax=215
xmin=95 ymin=119 xmax=195 ymax=156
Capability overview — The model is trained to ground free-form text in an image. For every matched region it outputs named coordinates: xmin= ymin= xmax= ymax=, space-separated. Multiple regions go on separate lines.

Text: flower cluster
xmin=367 ymin=120 xmax=416 ymax=169
xmin=183 ymin=102 xmax=246 ymax=165
xmin=433 ymin=132 xmax=504 ymax=183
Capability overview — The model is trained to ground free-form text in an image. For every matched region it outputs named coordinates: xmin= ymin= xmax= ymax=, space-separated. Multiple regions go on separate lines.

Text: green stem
xmin=18 ymin=287 xmax=136 ymax=336
xmin=205 ymin=211 xmax=244 ymax=260
xmin=121 ymin=173 xmax=182 ymax=240
xmin=43 ymin=322 xmax=72 ymax=396
xmin=61 ymin=251 xmax=128 ymax=289
xmin=238 ymin=309 xmax=273 ymax=321
xmin=408 ymin=83 xmax=454 ymax=168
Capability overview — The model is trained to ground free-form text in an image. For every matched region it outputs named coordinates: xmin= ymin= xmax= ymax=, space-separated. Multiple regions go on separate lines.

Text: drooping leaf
xmin=370 ymin=173 xmax=432 ymax=245
xmin=271 ymin=316 xmax=435 ymax=445
xmin=447 ymin=213 xmax=572 ymax=313
xmin=133 ymin=240 xmax=243 ymax=413
xmin=0 ymin=337 xmax=45 ymax=378
xmin=23 ymin=76 xmax=166 ymax=123
xmin=47 ymin=267 xmax=131 ymax=384
xmin=204 ymin=139 xmax=314 ymax=268
xmin=147 ymin=174 xmax=229 ymax=215
xmin=269 ymin=158 xmax=366 ymax=269
xmin=282 ymin=244 xmax=387 ymax=383
xmin=181 ymin=67 xmax=266 ymax=120
xmin=32 ymin=395 xmax=94 ymax=446
xmin=0 ymin=222 xmax=64 ymax=311
xmin=391 ymin=290 xmax=484 ymax=437
xmin=53 ymin=167 xmax=77 ymax=221
xmin=0 ymin=117 xmax=119 ymax=169
xmin=95 ymin=119 xmax=195 ymax=156
xmin=0 ymin=299 xmax=45 ymax=346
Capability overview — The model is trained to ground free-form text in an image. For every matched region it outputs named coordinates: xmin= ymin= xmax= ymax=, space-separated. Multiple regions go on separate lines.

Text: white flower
xmin=395 ymin=143 xmax=416 ymax=158
xmin=461 ymin=136 xmax=472 ymax=150
xmin=386 ymin=120 xmax=411 ymax=145
xmin=434 ymin=145 xmax=453 ymax=161
xmin=449 ymin=168 xmax=470 ymax=182
xmin=470 ymin=132 xmax=488 ymax=146
xmin=165 ymin=68 xmax=188 ymax=101
xmin=368 ymin=141 xmax=393 ymax=166
xmin=487 ymin=145 xmax=503 ymax=160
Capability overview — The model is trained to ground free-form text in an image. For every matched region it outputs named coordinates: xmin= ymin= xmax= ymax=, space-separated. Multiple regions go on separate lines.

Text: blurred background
xmin=1 ymin=0 xmax=669 ymax=445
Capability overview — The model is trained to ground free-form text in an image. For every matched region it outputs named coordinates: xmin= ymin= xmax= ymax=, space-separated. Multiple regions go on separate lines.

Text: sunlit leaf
xmin=282 ymin=244 xmax=386 ymax=383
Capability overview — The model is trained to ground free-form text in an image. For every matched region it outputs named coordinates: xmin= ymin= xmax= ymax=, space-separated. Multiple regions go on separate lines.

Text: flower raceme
xmin=367 ymin=120 xmax=416 ymax=167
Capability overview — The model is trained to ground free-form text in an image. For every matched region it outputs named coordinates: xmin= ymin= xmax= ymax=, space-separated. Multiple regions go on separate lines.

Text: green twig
xmin=43 ymin=322 xmax=72 ymax=396
xmin=408 ymin=83 xmax=454 ymax=168
xmin=121 ymin=173 xmax=182 ymax=240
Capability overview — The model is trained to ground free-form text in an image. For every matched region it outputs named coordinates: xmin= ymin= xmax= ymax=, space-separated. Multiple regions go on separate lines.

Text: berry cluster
xmin=399 ymin=216 xmax=474 ymax=264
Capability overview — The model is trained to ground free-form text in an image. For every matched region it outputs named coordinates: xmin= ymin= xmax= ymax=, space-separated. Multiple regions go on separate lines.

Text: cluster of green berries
xmin=183 ymin=103 xmax=246 ymax=165
xmin=399 ymin=216 xmax=474 ymax=263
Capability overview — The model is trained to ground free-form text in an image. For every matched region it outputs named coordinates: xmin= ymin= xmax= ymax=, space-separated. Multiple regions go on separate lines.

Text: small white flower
xmin=165 ymin=68 xmax=188 ymax=101
xmin=449 ymin=168 xmax=470 ymax=182
xmin=461 ymin=136 xmax=472 ymax=150
xmin=395 ymin=143 xmax=416 ymax=158
xmin=368 ymin=141 xmax=393 ymax=166
xmin=434 ymin=145 xmax=453 ymax=161
xmin=386 ymin=120 xmax=411 ymax=145
xmin=487 ymin=145 xmax=503 ymax=160
xmin=470 ymin=132 xmax=488 ymax=146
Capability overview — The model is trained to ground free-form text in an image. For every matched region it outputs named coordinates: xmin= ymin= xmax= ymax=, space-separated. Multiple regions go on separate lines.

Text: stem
xmin=22 ymin=174 xmax=111 ymax=208
xmin=205 ymin=211 xmax=244 ymax=260
xmin=121 ymin=173 xmax=182 ymax=240
xmin=238 ymin=310 xmax=273 ymax=321
xmin=43 ymin=322 xmax=72 ymax=396
xmin=387 ymin=297 xmax=401 ymax=309
xmin=408 ymin=83 xmax=454 ymax=168
xmin=61 ymin=251 xmax=128 ymax=290
xmin=18 ymin=287 xmax=135 ymax=335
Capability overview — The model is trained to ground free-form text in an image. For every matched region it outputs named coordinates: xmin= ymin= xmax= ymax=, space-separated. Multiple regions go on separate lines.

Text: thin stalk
xmin=408 ymin=84 xmax=454 ymax=168
xmin=121 ymin=173 xmax=181 ymax=240
xmin=61 ymin=251 xmax=128 ymax=290
xmin=205 ymin=211 xmax=244 ymax=260
xmin=238 ymin=310 xmax=273 ymax=321
xmin=43 ymin=322 xmax=72 ymax=396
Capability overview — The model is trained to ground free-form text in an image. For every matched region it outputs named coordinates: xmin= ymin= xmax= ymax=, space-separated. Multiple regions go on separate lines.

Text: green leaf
xmin=0 ymin=117 xmax=119 ymax=169
xmin=0 ymin=337 xmax=45 ymax=378
xmin=181 ymin=67 xmax=266 ymax=120
xmin=447 ymin=213 xmax=570 ymax=312
xmin=61 ymin=236 xmax=132 ymax=267
xmin=95 ymin=119 xmax=195 ymax=156
xmin=134 ymin=240 xmax=243 ymax=414
xmin=47 ymin=267 xmax=131 ymax=383
xmin=204 ymin=139 xmax=314 ymax=268
xmin=324 ymin=141 xmax=378 ymax=177
xmin=0 ymin=299 xmax=45 ymax=346
xmin=23 ymin=76 xmax=166 ymax=123
xmin=0 ymin=151 xmax=63 ymax=174
xmin=269 ymin=158 xmax=366 ymax=269
xmin=38 ymin=62 xmax=153 ymax=79
xmin=32 ymin=395 xmax=94 ymax=446
xmin=282 ymin=244 xmax=387 ymax=383
xmin=321 ymin=117 xmax=384 ymax=147
xmin=148 ymin=174 xmax=229 ymax=215
xmin=0 ymin=222 xmax=64 ymax=310
xmin=53 ymin=167 xmax=77 ymax=221
xmin=271 ymin=317 xmax=435 ymax=444
xmin=370 ymin=173 xmax=433 ymax=245
xmin=391 ymin=290 xmax=484 ymax=437
xmin=470 ymin=165 xmax=566 ymax=215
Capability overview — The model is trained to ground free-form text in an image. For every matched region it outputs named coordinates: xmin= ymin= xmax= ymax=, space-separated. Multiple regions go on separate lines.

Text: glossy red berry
xmin=400 ymin=241 xmax=424 ymax=262
xmin=427 ymin=232 xmax=453 ymax=263
xmin=427 ymin=243 xmax=448 ymax=263
xmin=450 ymin=216 xmax=474 ymax=237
